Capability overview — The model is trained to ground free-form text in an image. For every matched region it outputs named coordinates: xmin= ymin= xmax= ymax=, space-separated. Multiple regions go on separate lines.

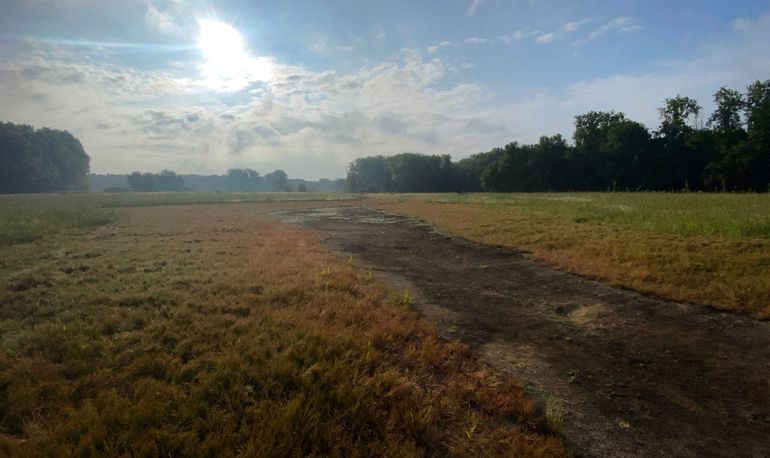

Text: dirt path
xmin=274 ymin=206 xmax=770 ymax=457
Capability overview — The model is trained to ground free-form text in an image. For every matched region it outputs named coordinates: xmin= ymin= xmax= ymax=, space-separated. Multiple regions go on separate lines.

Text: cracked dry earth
xmin=274 ymin=206 xmax=770 ymax=457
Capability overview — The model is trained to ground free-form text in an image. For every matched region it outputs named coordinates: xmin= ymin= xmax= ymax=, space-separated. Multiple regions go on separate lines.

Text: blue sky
xmin=1 ymin=0 xmax=770 ymax=178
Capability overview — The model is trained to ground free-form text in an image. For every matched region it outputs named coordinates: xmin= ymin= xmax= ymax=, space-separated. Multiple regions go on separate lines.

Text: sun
xmin=198 ymin=20 xmax=244 ymax=62
xmin=197 ymin=19 xmax=272 ymax=91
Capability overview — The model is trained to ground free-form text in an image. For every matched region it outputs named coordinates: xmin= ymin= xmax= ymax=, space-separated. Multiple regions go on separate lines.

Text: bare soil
xmin=274 ymin=206 xmax=770 ymax=457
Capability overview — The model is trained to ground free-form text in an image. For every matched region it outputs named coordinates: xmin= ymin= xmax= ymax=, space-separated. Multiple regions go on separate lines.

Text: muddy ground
xmin=274 ymin=206 xmax=770 ymax=457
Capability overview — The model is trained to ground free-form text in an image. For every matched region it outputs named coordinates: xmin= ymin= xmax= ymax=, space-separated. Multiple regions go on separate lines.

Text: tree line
xmin=0 ymin=122 xmax=90 ymax=193
xmin=117 ymin=168 xmax=292 ymax=192
xmin=347 ymin=80 xmax=770 ymax=192
xmin=94 ymin=168 xmax=346 ymax=193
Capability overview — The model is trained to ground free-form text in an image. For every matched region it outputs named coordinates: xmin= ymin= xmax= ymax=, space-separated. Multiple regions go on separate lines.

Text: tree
xmin=601 ymin=120 xmax=653 ymax=190
xmin=573 ymin=111 xmax=627 ymax=152
xmin=708 ymin=87 xmax=745 ymax=139
xmin=570 ymin=111 xmax=629 ymax=189
xmin=226 ymin=168 xmax=260 ymax=191
xmin=342 ymin=80 xmax=770 ymax=193
xmin=127 ymin=172 xmax=144 ymax=191
xmin=347 ymin=156 xmax=393 ymax=192
xmin=387 ymin=153 xmax=457 ymax=193
xmin=0 ymin=122 xmax=90 ymax=193
xmin=740 ymin=80 xmax=770 ymax=190
xmin=264 ymin=170 xmax=291 ymax=191
xmin=155 ymin=170 xmax=185 ymax=191
xmin=658 ymin=95 xmax=701 ymax=138
xmin=745 ymin=79 xmax=770 ymax=134
xmin=654 ymin=96 xmax=710 ymax=190
xmin=127 ymin=171 xmax=165 ymax=192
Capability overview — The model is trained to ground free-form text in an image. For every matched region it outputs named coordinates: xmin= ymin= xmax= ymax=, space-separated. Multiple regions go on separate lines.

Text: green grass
xmin=421 ymin=193 xmax=770 ymax=238
xmin=0 ymin=195 xmax=115 ymax=247
xmin=0 ymin=192 xmax=362 ymax=247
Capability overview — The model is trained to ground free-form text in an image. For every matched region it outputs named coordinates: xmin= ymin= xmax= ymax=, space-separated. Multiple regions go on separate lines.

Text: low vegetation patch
xmin=0 ymin=193 xmax=361 ymax=247
xmin=374 ymin=193 xmax=770 ymax=317
xmin=0 ymin=195 xmax=114 ymax=247
xmin=0 ymin=200 xmax=565 ymax=456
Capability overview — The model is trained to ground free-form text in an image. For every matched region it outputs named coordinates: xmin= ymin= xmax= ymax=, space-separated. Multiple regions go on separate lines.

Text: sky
xmin=1 ymin=0 xmax=770 ymax=179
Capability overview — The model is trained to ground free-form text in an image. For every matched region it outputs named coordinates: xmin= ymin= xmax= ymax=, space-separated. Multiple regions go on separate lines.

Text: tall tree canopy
xmin=347 ymin=80 xmax=770 ymax=193
xmin=0 ymin=122 xmax=90 ymax=193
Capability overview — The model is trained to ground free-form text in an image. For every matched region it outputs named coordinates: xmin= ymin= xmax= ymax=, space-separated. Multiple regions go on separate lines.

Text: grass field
xmin=0 ymin=193 xmax=361 ymax=248
xmin=374 ymin=192 xmax=770 ymax=317
xmin=0 ymin=196 xmax=565 ymax=456
xmin=2 ymin=190 xmax=768 ymax=455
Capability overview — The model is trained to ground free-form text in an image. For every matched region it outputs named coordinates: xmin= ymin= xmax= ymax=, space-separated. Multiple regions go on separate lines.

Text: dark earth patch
xmin=274 ymin=206 xmax=770 ymax=457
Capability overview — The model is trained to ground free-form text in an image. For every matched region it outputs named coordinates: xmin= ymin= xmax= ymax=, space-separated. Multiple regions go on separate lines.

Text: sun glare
xmin=197 ymin=19 xmax=272 ymax=92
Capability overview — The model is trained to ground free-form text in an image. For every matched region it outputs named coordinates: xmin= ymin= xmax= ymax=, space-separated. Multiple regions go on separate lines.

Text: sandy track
xmin=275 ymin=206 xmax=770 ymax=457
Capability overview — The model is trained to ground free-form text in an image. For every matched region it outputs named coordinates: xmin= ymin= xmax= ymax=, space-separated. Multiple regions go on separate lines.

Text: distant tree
xmin=127 ymin=172 xmax=144 ymax=191
xmin=658 ymin=95 xmax=701 ymax=138
xmin=297 ymin=183 xmax=307 ymax=192
xmin=342 ymin=80 xmax=769 ymax=193
xmin=347 ymin=156 xmax=393 ymax=192
xmin=708 ymin=88 xmax=746 ymax=141
xmin=654 ymin=96 xmax=711 ymax=190
xmin=127 ymin=171 xmax=159 ymax=192
xmin=745 ymin=79 xmax=770 ymax=134
xmin=535 ymin=134 xmax=571 ymax=190
xmin=571 ymin=111 xmax=628 ymax=189
xmin=264 ymin=169 xmax=291 ymax=191
xmin=387 ymin=153 xmax=457 ymax=193
xmin=155 ymin=169 xmax=185 ymax=191
xmin=226 ymin=168 xmax=260 ymax=191
xmin=141 ymin=173 xmax=157 ymax=192
xmin=573 ymin=111 xmax=627 ymax=152
xmin=601 ymin=120 xmax=653 ymax=190
xmin=0 ymin=122 xmax=90 ymax=193
xmin=739 ymin=80 xmax=770 ymax=190
xmin=456 ymin=149 xmax=505 ymax=192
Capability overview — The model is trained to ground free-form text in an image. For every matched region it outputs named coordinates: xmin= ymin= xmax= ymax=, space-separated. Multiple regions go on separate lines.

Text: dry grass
xmin=372 ymin=194 xmax=770 ymax=318
xmin=0 ymin=201 xmax=566 ymax=457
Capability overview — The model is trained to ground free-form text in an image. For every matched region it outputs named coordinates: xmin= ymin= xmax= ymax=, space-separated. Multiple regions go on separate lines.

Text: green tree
xmin=347 ymin=156 xmax=393 ymax=192
xmin=264 ymin=170 xmax=291 ymax=191
xmin=708 ymin=87 xmax=746 ymax=141
xmin=658 ymin=95 xmax=701 ymax=138
xmin=0 ymin=122 xmax=90 ymax=193
xmin=226 ymin=168 xmax=260 ymax=191
xmin=155 ymin=170 xmax=185 ymax=191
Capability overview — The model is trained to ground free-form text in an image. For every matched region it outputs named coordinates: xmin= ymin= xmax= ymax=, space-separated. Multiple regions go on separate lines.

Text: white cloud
xmin=310 ymin=40 xmax=358 ymax=54
xmin=561 ymin=21 xmax=581 ymax=33
xmin=427 ymin=40 xmax=451 ymax=54
xmin=534 ymin=32 xmax=559 ymax=44
xmin=144 ymin=4 xmax=177 ymax=34
xmin=561 ymin=18 xmax=594 ymax=34
xmin=0 ymin=47 xmax=509 ymax=178
xmin=466 ymin=0 xmax=483 ymax=17
xmin=585 ymin=17 xmax=644 ymax=42
xmin=464 ymin=37 xmax=490 ymax=44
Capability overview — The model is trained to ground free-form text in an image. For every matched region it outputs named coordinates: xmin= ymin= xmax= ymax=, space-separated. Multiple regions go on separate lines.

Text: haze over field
xmin=1 ymin=0 xmax=770 ymax=179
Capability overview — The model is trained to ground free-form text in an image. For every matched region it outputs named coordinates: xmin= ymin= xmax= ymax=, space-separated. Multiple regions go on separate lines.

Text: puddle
xmin=273 ymin=206 xmax=405 ymax=225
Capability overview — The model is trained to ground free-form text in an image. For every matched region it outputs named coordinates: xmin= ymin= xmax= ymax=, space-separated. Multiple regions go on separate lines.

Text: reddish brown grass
xmin=0 ymin=202 xmax=566 ymax=456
